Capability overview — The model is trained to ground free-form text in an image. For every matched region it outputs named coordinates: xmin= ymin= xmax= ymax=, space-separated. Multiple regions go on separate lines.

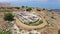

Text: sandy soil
xmin=40 ymin=11 xmax=59 ymax=34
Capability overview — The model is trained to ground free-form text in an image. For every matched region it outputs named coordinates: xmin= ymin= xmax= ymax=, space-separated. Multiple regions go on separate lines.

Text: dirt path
xmin=15 ymin=12 xmax=47 ymax=30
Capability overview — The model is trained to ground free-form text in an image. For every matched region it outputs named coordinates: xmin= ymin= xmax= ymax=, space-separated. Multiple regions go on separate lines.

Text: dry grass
xmin=0 ymin=12 xmax=6 ymax=30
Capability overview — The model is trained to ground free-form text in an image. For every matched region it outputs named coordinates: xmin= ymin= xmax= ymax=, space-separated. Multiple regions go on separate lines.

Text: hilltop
xmin=0 ymin=5 xmax=60 ymax=34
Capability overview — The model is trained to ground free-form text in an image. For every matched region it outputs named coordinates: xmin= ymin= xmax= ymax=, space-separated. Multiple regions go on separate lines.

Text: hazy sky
xmin=0 ymin=0 xmax=60 ymax=2
xmin=0 ymin=0 xmax=60 ymax=9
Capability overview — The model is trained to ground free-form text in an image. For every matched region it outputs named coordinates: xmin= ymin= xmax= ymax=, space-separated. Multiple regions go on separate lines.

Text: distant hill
xmin=0 ymin=2 xmax=11 ymax=7
xmin=51 ymin=9 xmax=60 ymax=12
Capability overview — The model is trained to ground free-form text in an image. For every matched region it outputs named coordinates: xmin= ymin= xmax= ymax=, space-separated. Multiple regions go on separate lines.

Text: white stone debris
xmin=11 ymin=22 xmax=41 ymax=34
xmin=16 ymin=12 xmax=41 ymax=23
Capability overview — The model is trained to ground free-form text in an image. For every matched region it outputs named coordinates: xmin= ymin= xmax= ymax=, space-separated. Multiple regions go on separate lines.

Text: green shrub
xmin=26 ymin=8 xmax=32 ymax=11
xmin=0 ymin=30 xmax=12 ymax=34
xmin=24 ymin=20 xmax=43 ymax=26
xmin=34 ymin=28 xmax=40 ymax=30
xmin=0 ymin=7 xmax=5 ymax=9
xmin=29 ymin=32 xmax=32 ymax=34
xmin=4 ymin=13 xmax=14 ymax=21
xmin=39 ymin=20 xmax=43 ymax=24
xmin=36 ymin=9 xmax=41 ymax=11
xmin=43 ymin=8 xmax=45 ymax=10
xmin=51 ymin=16 xmax=55 ymax=19
xmin=36 ymin=33 xmax=38 ymax=34
xmin=21 ymin=6 xmax=24 ymax=8
xmin=7 ymin=7 xmax=13 ymax=9
xmin=58 ymin=29 xmax=60 ymax=34
xmin=14 ymin=7 xmax=20 ymax=9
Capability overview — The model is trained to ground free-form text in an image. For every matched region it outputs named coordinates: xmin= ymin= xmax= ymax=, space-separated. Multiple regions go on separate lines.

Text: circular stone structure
xmin=16 ymin=12 xmax=42 ymax=26
xmin=14 ymin=12 xmax=47 ymax=30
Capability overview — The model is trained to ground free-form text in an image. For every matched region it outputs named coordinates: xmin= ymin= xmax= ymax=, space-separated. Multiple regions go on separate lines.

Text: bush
xmin=29 ymin=32 xmax=32 ymax=34
xmin=14 ymin=7 xmax=20 ymax=9
xmin=34 ymin=28 xmax=40 ymax=30
xmin=51 ymin=16 xmax=55 ymax=19
xmin=4 ymin=13 xmax=14 ymax=21
xmin=21 ymin=6 xmax=24 ymax=8
xmin=0 ymin=30 xmax=12 ymax=34
xmin=36 ymin=9 xmax=41 ymax=11
xmin=43 ymin=8 xmax=45 ymax=10
xmin=7 ymin=7 xmax=13 ymax=9
xmin=26 ymin=8 xmax=32 ymax=11
xmin=58 ymin=29 xmax=60 ymax=34
xmin=24 ymin=20 xmax=43 ymax=26
xmin=39 ymin=20 xmax=43 ymax=24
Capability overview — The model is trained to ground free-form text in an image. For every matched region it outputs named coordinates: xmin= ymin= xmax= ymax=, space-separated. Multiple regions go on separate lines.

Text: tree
xmin=43 ymin=8 xmax=45 ymax=10
xmin=26 ymin=8 xmax=32 ymax=11
xmin=21 ymin=6 xmax=24 ymax=8
xmin=4 ymin=13 xmax=14 ymax=21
